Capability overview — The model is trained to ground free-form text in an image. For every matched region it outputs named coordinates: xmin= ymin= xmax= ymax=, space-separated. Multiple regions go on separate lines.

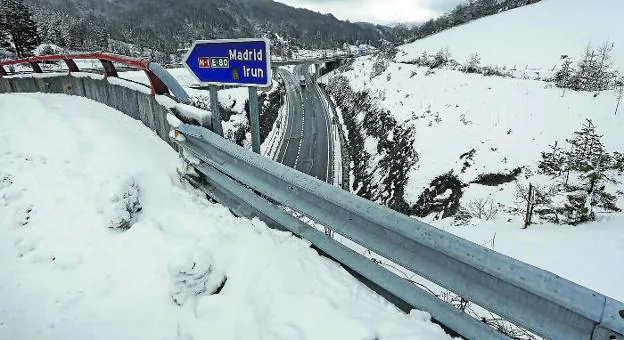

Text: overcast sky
xmin=273 ymin=0 xmax=464 ymax=24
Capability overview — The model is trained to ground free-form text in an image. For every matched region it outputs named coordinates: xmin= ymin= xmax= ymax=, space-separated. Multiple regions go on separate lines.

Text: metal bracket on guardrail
xmin=170 ymin=123 xmax=624 ymax=340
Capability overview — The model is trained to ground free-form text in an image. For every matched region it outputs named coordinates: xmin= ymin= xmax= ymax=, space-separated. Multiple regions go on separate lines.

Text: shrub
xmin=473 ymin=167 xmax=522 ymax=186
xmin=412 ymin=172 xmax=465 ymax=219
xmin=465 ymin=197 xmax=500 ymax=220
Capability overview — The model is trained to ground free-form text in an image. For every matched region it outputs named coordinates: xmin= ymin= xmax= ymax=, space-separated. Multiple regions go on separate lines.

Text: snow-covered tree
xmin=565 ymin=119 xmax=607 ymax=172
xmin=0 ymin=11 xmax=10 ymax=52
xmin=554 ymin=55 xmax=574 ymax=89
xmin=474 ymin=0 xmax=498 ymax=17
xmin=595 ymin=41 xmax=616 ymax=90
xmin=465 ymin=52 xmax=481 ymax=73
xmin=391 ymin=24 xmax=410 ymax=44
xmin=537 ymin=120 xmax=620 ymax=224
xmin=572 ymin=42 xmax=617 ymax=91
xmin=0 ymin=0 xmax=39 ymax=57
xmin=537 ymin=141 xmax=566 ymax=176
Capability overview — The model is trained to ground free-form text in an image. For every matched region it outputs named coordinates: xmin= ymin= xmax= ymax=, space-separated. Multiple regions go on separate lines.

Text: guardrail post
xmin=208 ymin=85 xmax=223 ymax=136
xmin=144 ymin=70 xmax=169 ymax=96
xmin=99 ymin=59 xmax=118 ymax=77
xmin=248 ymin=87 xmax=261 ymax=154
xmin=29 ymin=62 xmax=42 ymax=73
xmin=63 ymin=59 xmax=79 ymax=73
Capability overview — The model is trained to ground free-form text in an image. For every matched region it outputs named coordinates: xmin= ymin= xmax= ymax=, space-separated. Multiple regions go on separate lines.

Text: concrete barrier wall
xmin=0 ymin=74 xmax=175 ymax=149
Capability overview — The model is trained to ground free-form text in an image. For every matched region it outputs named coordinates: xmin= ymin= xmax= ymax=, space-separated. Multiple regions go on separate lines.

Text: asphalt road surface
xmin=275 ymin=65 xmax=332 ymax=182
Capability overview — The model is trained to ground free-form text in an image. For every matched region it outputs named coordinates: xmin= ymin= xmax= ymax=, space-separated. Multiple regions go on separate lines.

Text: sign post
xmin=248 ymin=87 xmax=261 ymax=154
xmin=183 ymin=38 xmax=271 ymax=154
xmin=208 ymin=85 xmax=222 ymax=136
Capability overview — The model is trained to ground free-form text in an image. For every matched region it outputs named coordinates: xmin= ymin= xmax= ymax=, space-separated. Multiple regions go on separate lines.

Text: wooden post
xmin=523 ymin=184 xmax=534 ymax=229
xmin=209 ymin=85 xmax=223 ymax=136
xmin=248 ymin=87 xmax=261 ymax=154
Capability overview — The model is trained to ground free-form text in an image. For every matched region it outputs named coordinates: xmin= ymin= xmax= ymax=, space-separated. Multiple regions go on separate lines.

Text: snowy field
xmin=0 ymin=93 xmax=454 ymax=340
xmin=397 ymin=0 xmax=624 ymax=72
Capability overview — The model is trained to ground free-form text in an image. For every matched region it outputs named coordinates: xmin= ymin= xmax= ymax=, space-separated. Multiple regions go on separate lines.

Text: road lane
xmin=274 ymin=65 xmax=332 ymax=182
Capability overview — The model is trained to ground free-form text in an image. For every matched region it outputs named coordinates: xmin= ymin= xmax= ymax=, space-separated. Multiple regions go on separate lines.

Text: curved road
xmin=275 ymin=65 xmax=332 ymax=182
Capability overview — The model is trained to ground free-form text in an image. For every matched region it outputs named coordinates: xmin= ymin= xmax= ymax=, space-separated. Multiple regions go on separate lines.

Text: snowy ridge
xmin=397 ymin=0 xmax=624 ymax=73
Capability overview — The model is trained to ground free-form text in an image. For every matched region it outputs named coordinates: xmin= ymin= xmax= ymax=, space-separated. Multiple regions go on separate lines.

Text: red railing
xmin=0 ymin=52 xmax=169 ymax=96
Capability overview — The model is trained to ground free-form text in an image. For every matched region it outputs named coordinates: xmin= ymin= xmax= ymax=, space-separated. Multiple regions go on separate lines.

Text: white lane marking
xmin=277 ymin=70 xmax=296 ymax=164
xmin=294 ymin=92 xmax=305 ymax=169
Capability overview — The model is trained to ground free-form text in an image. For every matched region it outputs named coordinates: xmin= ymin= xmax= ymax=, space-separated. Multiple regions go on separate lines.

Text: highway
xmin=275 ymin=65 xmax=332 ymax=182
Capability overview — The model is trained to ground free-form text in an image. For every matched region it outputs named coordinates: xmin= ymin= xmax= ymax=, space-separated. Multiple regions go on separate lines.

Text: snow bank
xmin=0 ymin=93 xmax=453 ymax=340
xmin=398 ymin=0 xmax=624 ymax=71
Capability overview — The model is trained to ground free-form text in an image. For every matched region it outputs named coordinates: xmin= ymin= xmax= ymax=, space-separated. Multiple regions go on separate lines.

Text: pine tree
xmin=0 ymin=0 xmax=40 ymax=57
xmin=565 ymin=119 xmax=606 ymax=172
xmin=574 ymin=42 xmax=617 ymax=91
xmin=554 ymin=55 xmax=574 ymax=89
xmin=595 ymin=41 xmax=616 ymax=90
xmin=67 ymin=20 xmax=87 ymax=50
xmin=0 ymin=9 xmax=11 ymax=52
xmin=538 ymin=141 xmax=566 ymax=176
xmin=558 ymin=120 xmax=619 ymax=223
xmin=465 ymin=52 xmax=481 ymax=73
xmin=574 ymin=45 xmax=599 ymax=91
xmin=474 ymin=0 xmax=498 ymax=17
xmin=562 ymin=191 xmax=592 ymax=225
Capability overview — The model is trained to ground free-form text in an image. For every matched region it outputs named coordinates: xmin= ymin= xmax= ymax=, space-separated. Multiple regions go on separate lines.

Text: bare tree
xmin=466 ymin=197 xmax=500 ymax=220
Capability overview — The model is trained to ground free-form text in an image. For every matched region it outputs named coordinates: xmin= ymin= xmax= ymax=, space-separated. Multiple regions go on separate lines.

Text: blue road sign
xmin=183 ymin=38 xmax=272 ymax=87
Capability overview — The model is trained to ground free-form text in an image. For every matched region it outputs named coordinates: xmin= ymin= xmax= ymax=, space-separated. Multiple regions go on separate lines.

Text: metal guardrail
xmin=172 ymin=122 xmax=624 ymax=340
xmin=0 ymin=52 xmax=189 ymax=103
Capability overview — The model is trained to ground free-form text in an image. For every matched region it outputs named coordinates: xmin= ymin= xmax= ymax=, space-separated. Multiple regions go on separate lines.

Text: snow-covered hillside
xmin=322 ymin=0 xmax=624 ymax=303
xmin=0 ymin=93 xmax=453 ymax=340
xmin=397 ymin=0 xmax=624 ymax=72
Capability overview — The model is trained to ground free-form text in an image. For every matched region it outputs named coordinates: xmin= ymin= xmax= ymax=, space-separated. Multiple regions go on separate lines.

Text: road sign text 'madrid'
xmin=183 ymin=39 xmax=271 ymax=87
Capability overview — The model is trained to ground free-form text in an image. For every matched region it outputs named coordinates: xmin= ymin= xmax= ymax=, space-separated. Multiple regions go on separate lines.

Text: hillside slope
xmin=26 ymin=0 xmax=383 ymax=56
xmin=397 ymin=0 xmax=624 ymax=72
xmin=322 ymin=0 xmax=624 ymax=302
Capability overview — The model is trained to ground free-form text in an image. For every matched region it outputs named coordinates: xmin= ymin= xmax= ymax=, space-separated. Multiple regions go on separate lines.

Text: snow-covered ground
xmin=340 ymin=59 xmax=624 ymax=200
xmin=0 ymin=93 xmax=454 ymax=340
xmin=119 ymin=67 xmax=250 ymax=112
xmin=397 ymin=0 xmax=624 ymax=72
xmin=321 ymin=0 xmax=624 ymax=304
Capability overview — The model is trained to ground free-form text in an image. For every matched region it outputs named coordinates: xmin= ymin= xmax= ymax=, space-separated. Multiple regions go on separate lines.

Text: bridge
xmin=1 ymin=52 xmax=623 ymax=340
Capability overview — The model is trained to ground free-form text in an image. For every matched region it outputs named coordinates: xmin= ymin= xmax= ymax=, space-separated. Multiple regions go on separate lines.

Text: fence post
xmin=248 ymin=87 xmax=261 ymax=154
